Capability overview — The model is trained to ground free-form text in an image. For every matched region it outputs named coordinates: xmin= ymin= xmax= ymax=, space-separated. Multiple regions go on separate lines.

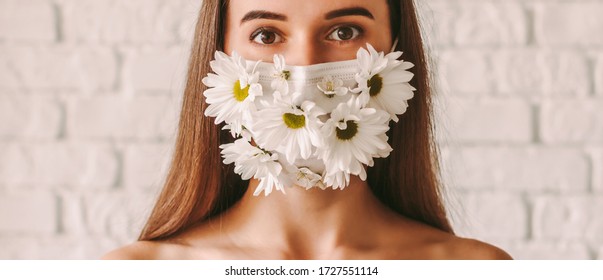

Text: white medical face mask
xmin=202 ymin=44 xmax=416 ymax=196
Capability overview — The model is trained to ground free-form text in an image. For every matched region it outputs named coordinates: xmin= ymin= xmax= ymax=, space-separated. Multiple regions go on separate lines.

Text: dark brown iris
xmin=260 ymin=31 xmax=276 ymax=44
xmin=337 ymin=27 xmax=355 ymax=41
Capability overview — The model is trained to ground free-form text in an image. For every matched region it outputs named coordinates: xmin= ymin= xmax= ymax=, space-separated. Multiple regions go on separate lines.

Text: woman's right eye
xmin=250 ymin=29 xmax=283 ymax=45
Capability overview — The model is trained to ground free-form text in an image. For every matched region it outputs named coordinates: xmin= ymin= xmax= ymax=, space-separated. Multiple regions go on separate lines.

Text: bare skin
xmin=104 ymin=0 xmax=512 ymax=260
xmin=105 ymin=177 xmax=511 ymax=259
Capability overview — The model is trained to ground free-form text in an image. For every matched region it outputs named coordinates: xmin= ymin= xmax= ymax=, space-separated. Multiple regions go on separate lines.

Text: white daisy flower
xmin=253 ymin=97 xmax=325 ymax=164
xmin=220 ymin=139 xmax=285 ymax=196
xmin=292 ymin=167 xmax=325 ymax=190
xmin=323 ymin=170 xmax=351 ymax=190
xmin=202 ymin=51 xmax=263 ymax=126
xmin=202 ymin=45 xmax=417 ymax=195
xmin=319 ymin=97 xmax=391 ymax=186
xmin=317 ymin=75 xmax=348 ymax=97
xmin=278 ymin=157 xmax=327 ymax=189
xmin=351 ymin=44 xmax=416 ymax=122
xmin=271 ymin=54 xmax=290 ymax=95
xmin=222 ymin=120 xmax=253 ymax=142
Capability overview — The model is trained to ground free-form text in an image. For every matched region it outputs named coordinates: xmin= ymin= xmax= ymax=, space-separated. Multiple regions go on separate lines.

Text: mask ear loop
xmin=390 ymin=38 xmax=399 ymax=53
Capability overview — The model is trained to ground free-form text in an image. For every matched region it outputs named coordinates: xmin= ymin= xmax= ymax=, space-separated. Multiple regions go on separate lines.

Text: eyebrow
xmin=325 ymin=7 xmax=375 ymax=20
xmin=240 ymin=7 xmax=375 ymax=25
xmin=240 ymin=10 xmax=287 ymax=24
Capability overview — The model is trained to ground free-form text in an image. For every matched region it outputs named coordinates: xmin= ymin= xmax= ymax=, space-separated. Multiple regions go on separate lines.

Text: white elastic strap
xmin=390 ymin=38 xmax=399 ymax=53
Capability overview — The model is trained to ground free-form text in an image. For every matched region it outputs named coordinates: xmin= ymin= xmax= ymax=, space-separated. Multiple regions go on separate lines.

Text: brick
xmin=122 ymin=47 xmax=188 ymax=92
xmin=0 ymin=192 xmax=56 ymax=234
xmin=493 ymin=50 xmax=590 ymax=96
xmin=506 ymin=241 xmax=590 ymax=260
xmin=0 ymin=144 xmax=31 ymax=187
xmin=533 ymin=195 xmax=603 ymax=243
xmin=0 ymin=46 xmax=116 ymax=91
xmin=441 ymin=97 xmax=531 ymax=143
xmin=450 ymin=192 xmax=527 ymax=241
xmin=59 ymin=0 xmax=198 ymax=44
xmin=541 ymin=99 xmax=603 ymax=144
xmin=82 ymin=192 xmax=155 ymax=241
xmin=0 ymin=95 xmax=62 ymax=140
xmin=534 ymin=2 xmax=603 ymax=46
xmin=453 ymin=2 xmax=527 ymax=46
xmin=60 ymin=191 xmax=145 ymax=249
xmin=0 ymin=0 xmax=55 ymax=42
xmin=441 ymin=146 xmax=589 ymax=192
xmin=0 ymin=143 xmax=118 ymax=188
xmin=68 ymin=95 xmax=176 ymax=140
xmin=438 ymin=51 xmax=493 ymax=94
xmin=123 ymin=144 xmax=171 ymax=189
xmin=0 ymin=237 xmax=38 ymax=259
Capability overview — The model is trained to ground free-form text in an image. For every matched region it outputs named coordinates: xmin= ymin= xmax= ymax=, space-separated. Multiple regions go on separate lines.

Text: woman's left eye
xmin=327 ymin=26 xmax=362 ymax=41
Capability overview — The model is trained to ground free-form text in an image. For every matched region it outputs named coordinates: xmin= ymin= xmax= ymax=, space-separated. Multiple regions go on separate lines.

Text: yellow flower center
xmin=283 ymin=113 xmax=306 ymax=129
xmin=336 ymin=120 xmax=359 ymax=140
xmin=233 ymin=80 xmax=250 ymax=102
xmin=281 ymin=70 xmax=291 ymax=80
xmin=326 ymin=81 xmax=335 ymax=92
xmin=368 ymin=74 xmax=383 ymax=97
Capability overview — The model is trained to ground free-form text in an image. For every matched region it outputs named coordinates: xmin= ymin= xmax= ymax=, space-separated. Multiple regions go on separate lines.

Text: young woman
xmin=104 ymin=0 xmax=512 ymax=259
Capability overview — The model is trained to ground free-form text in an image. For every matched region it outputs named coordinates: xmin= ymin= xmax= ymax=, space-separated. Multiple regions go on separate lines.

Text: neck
xmin=219 ymin=176 xmax=401 ymax=258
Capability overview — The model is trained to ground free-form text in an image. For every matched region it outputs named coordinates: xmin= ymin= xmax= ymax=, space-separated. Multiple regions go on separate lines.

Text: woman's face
xmin=224 ymin=0 xmax=392 ymax=65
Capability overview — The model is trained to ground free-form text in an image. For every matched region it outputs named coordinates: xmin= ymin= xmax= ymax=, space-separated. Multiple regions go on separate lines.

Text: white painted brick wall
xmin=0 ymin=0 xmax=602 ymax=260
xmin=123 ymin=143 xmax=172 ymax=190
xmin=58 ymin=0 xmax=197 ymax=44
xmin=0 ymin=46 xmax=117 ymax=91
xmin=441 ymin=146 xmax=589 ymax=192
xmin=533 ymin=196 xmax=603 ymax=243
xmin=0 ymin=143 xmax=118 ymax=188
xmin=435 ymin=50 xmax=591 ymax=97
xmin=437 ymin=50 xmax=493 ymax=95
xmin=0 ymin=192 xmax=56 ymax=233
xmin=449 ymin=192 xmax=527 ymax=241
xmin=452 ymin=2 xmax=528 ymax=47
xmin=0 ymin=95 xmax=62 ymax=140
xmin=541 ymin=99 xmax=603 ymax=144
xmin=123 ymin=47 xmax=189 ymax=93
xmin=534 ymin=2 xmax=603 ymax=47
xmin=492 ymin=50 xmax=590 ymax=97
xmin=67 ymin=96 xmax=176 ymax=140
xmin=0 ymin=0 xmax=56 ymax=42
xmin=78 ymin=191 xmax=155 ymax=241
xmin=441 ymin=98 xmax=532 ymax=143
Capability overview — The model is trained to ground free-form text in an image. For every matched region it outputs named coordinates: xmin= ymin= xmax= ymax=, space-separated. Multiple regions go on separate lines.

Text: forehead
xmin=227 ymin=0 xmax=389 ymax=23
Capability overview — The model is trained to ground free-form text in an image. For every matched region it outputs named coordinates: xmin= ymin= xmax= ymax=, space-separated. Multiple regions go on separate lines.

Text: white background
xmin=0 ymin=0 xmax=602 ymax=259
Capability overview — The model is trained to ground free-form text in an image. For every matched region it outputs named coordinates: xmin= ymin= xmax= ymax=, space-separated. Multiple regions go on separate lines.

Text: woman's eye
xmin=328 ymin=26 xmax=361 ymax=41
xmin=251 ymin=29 xmax=283 ymax=45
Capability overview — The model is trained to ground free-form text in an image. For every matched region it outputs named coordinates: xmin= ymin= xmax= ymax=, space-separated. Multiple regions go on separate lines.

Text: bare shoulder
xmin=440 ymin=237 xmax=513 ymax=260
xmin=387 ymin=217 xmax=512 ymax=260
xmin=101 ymin=241 xmax=189 ymax=260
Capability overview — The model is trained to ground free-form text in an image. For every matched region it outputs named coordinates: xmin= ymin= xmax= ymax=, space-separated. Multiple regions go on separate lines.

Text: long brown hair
xmin=139 ymin=0 xmax=453 ymax=241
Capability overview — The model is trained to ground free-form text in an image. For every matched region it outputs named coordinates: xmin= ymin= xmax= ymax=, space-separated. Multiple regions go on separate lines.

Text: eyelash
xmin=249 ymin=27 xmax=283 ymax=46
xmin=327 ymin=25 xmax=364 ymax=44
xmin=248 ymin=25 xmax=364 ymax=46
